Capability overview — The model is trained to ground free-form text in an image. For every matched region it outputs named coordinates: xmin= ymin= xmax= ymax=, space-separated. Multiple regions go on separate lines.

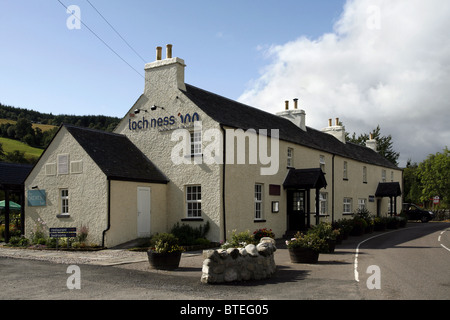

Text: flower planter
xmin=147 ymin=250 xmax=182 ymax=270
xmin=288 ymin=247 xmax=319 ymax=264
xmin=323 ymin=239 xmax=336 ymax=253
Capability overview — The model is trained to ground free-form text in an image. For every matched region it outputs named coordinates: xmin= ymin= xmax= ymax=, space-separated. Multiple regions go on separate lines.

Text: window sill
xmin=57 ymin=214 xmax=71 ymax=218
xmin=254 ymin=219 xmax=266 ymax=223
xmin=181 ymin=218 xmax=204 ymax=222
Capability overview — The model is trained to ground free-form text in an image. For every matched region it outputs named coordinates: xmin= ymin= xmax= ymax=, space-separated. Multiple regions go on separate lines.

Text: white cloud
xmin=239 ymin=0 xmax=450 ymax=166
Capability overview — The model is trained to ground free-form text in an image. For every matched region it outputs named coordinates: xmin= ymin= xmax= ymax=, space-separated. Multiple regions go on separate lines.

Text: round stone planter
xmin=288 ymin=247 xmax=319 ymax=264
xmin=147 ymin=250 xmax=182 ymax=270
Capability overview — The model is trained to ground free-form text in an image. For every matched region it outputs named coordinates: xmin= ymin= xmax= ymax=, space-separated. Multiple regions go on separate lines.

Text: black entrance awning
xmin=375 ymin=182 xmax=402 ymax=197
xmin=283 ymin=168 xmax=327 ymax=189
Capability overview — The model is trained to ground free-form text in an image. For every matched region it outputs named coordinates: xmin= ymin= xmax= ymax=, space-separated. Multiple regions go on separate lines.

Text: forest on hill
xmin=0 ymin=102 xmax=120 ymax=163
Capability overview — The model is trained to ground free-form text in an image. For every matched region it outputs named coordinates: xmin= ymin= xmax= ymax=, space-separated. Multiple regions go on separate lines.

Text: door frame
xmin=137 ymin=187 xmax=151 ymax=238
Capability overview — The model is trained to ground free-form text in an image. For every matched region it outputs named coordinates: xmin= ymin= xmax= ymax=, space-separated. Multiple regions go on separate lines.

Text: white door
xmin=137 ymin=187 xmax=151 ymax=237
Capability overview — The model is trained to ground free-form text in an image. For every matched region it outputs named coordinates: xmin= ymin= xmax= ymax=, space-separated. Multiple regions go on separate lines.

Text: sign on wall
xmin=27 ymin=190 xmax=46 ymax=206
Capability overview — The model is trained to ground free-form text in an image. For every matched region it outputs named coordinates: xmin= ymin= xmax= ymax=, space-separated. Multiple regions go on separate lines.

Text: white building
xmin=25 ymin=46 xmax=402 ymax=247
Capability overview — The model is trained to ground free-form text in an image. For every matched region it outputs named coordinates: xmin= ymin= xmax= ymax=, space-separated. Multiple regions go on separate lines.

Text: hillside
xmin=0 ymin=137 xmax=43 ymax=162
xmin=0 ymin=102 xmax=121 ymax=164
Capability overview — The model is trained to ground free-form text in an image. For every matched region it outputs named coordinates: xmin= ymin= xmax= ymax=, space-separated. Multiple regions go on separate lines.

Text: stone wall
xmin=201 ymin=238 xmax=277 ymax=284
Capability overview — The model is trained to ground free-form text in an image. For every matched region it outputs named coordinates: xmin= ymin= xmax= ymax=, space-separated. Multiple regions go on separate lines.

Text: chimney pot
xmin=293 ymin=98 xmax=298 ymax=109
xmin=328 ymin=119 xmax=332 ymax=127
xmin=335 ymin=117 xmax=339 ymax=126
xmin=166 ymin=44 xmax=172 ymax=59
xmin=156 ymin=46 xmax=162 ymax=60
xmin=285 ymin=100 xmax=289 ymax=110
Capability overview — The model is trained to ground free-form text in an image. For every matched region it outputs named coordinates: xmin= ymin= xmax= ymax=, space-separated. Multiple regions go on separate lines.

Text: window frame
xmin=60 ymin=189 xmax=69 ymax=216
xmin=343 ymin=197 xmax=352 ymax=215
xmin=185 ymin=185 xmax=202 ymax=218
xmin=254 ymin=183 xmax=264 ymax=221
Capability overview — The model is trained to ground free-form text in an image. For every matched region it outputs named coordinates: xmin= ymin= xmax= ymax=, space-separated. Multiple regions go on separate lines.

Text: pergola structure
xmin=0 ymin=162 xmax=33 ymax=243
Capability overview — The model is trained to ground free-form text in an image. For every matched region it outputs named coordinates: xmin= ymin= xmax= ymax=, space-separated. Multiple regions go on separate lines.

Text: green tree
xmin=403 ymin=159 xmax=421 ymax=204
xmin=347 ymin=125 xmax=400 ymax=166
xmin=417 ymin=147 xmax=450 ymax=207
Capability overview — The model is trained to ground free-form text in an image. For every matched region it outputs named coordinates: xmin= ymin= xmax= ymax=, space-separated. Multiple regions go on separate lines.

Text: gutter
xmin=102 ymin=179 xmax=111 ymax=248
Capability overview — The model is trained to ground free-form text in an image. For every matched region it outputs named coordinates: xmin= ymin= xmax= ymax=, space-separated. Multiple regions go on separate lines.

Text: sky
xmin=0 ymin=0 xmax=449 ymax=167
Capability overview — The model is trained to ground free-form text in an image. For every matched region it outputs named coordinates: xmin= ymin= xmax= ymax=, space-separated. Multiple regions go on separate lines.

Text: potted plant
xmin=147 ymin=233 xmax=184 ymax=270
xmin=309 ymin=222 xmax=340 ymax=253
xmin=350 ymin=216 xmax=367 ymax=236
xmin=285 ymin=231 xmax=328 ymax=264
xmin=253 ymin=228 xmax=275 ymax=242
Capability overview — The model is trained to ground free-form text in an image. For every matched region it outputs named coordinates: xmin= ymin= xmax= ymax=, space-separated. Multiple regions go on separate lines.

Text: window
xmin=287 ymin=148 xmax=293 ymax=167
xmin=60 ymin=189 xmax=69 ymax=215
xmin=358 ymin=198 xmax=367 ymax=211
xmin=186 ymin=185 xmax=202 ymax=218
xmin=363 ymin=166 xmax=367 ymax=183
xmin=190 ymin=131 xmax=202 ymax=155
xmin=319 ymin=155 xmax=325 ymax=172
xmin=382 ymin=169 xmax=386 ymax=182
xmin=254 ymin=184 xmax=263 ymax=220
xmin=57 ymin=154 xmax=69 ymax=175
xmin=343 ymin=197 xmax=352 ymax=214
xmin=343 ymin=161 xmax=348 ymax=180
xmin=391 ymin=171 xmax=394 ymax=182
xmin=320 ymin=192 xmax=328 ymax=215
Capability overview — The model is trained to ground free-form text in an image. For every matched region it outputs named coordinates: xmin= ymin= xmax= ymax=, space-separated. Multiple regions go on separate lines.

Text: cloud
xmin=239 ymin=0 xmax=450 ymax=166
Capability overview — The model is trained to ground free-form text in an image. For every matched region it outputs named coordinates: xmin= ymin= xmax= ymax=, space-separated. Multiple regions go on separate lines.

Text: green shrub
xmin=170 ymin=221 xmax=210 ymax=245
xmin=221 ymin=230 xmax=257 ymax=249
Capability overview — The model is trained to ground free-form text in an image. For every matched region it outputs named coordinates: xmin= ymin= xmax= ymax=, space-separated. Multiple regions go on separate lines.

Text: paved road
xmin=353 ymin=222 xmax=450 ymax=299
xmin=0 ymin=222 xmax=448 ymax=305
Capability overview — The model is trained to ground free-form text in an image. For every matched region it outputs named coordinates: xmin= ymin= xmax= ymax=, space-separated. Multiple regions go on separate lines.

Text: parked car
xmin=403 ymin=203 xmax=434 ymax=222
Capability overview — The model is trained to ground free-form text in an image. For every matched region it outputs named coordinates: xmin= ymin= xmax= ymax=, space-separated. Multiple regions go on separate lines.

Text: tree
xmin=403 ymin=159 xmax=421 ymax=204
xmin=416 ymin=147 xmax=450 ymax=207
xmin=347 ymin=125 xmax=400 ymax=166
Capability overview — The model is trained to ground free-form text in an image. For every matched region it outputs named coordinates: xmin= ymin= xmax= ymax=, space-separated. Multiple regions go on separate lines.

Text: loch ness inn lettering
xmin=128 ymin=112 xmax=200 ymax=130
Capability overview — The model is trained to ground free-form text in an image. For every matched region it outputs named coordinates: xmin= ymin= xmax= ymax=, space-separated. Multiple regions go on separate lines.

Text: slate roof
xmin=0 ymin=162 xmax=33 ymax=189
xmin=65 ymin=125 xmax=168 ymax=183
xmin=181 ymin=84 xmax=399 ymax=170
xmin=283 ymin=168 xmax=327 ymax=189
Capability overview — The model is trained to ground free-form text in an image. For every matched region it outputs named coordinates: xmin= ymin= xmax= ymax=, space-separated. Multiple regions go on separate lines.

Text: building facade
xmin=25 ymin=46 xmax=402 ymax=247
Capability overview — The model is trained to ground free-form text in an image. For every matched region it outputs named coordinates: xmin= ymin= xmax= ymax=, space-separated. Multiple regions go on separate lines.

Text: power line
xmin=85 ymin=0 xmax=147 ymax=63
xmin=57 ymin=0 xmax=144 ymax=79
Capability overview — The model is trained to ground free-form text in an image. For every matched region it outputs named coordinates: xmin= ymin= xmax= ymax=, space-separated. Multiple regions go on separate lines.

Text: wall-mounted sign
xmin=49 ymin=227 xmax=77 ymax=238
xmin=369 ymin=195 xmax=375 ymax=202
xmin=128 ymin=112 xmax=200 ymax=131
xmin=27 ymin=190 xmax=46 ymax=206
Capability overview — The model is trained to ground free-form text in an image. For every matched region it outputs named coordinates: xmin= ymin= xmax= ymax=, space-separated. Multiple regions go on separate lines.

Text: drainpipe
xmin=332 ymin=154 xmax=335 ymax=223
xmin=102 ymin=179 xmax=111 ymax=248
xmin=220 ymin=124 xmax=227 ymax=242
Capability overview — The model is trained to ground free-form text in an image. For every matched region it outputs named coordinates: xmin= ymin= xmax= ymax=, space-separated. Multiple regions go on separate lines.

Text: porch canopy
xmin=283 ymin=168 xmax=327 ymax=226
xmin=283 ymin=168 xmax=327 ymax=190
xmin=375 ymin=182 xmax=402 ymax=215
xmin=0 ymin=162 xmax=33 ymax=242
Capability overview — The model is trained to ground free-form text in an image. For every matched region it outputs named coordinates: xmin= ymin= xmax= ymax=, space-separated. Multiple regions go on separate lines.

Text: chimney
xmin=156 ymin=46 xmax=162 ymax=60
xmin=366 ymin=133 xmax=378 ymax=152
xmin=276 ymin=98 xmax=306 ymax=131
xmin=144 ymin=44 xmax=186 ymax=92
xmin=166 ymin=44 xmax=172 ymax=59
xmin=322 ymin=117 xmax=346 ymax=143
